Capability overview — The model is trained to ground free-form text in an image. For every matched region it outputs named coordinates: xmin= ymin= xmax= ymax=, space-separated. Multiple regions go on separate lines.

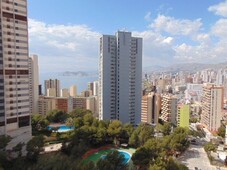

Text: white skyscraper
xmin=29 ymin=55 xmax=39 ymax=114
xmin=99 ymin=31 xmax=142 ymax=125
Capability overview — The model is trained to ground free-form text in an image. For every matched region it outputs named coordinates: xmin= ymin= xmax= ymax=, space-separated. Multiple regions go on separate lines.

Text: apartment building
xmin=201 ymin=84 xmax=224 ymax=131
xmin=44 ymin=79 xmax=60 ymax=97
xmin=28 ymin=55 xmax=39 ymax=114
xmin=177 ymin=104 xmax=190 ymax=128
xmin=0 ymin=0 xmax=31 ymax=148
xmin=160 ymin=94 xmax=178 ymax=125
xmin=99 ymin=31 xmax=142 ymax=125
xmin=141 ymin=92 xmax=161 ymax=125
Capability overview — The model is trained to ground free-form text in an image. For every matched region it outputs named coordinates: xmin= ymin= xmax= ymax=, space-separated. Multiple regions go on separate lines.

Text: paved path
xmin=178 ymin=141 xmax=227 ymax=170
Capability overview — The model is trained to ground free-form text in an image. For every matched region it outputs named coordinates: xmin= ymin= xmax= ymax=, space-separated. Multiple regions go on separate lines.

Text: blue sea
xmin=40 ymin=72 xmax=98 ymax=94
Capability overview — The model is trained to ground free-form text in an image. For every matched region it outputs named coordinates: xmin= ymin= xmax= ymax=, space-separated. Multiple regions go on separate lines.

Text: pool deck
xmin=41 ymin=143 xmax=62 ymax=154
xmin=48 ymin=123 xmax=65 ymax=127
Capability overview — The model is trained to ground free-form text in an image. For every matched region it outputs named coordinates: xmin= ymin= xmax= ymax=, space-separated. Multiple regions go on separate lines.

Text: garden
xmin=0 ymin=108 xmax=192 ymax=170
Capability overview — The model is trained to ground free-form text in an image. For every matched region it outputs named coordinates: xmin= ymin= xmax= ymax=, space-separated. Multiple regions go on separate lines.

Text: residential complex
xmin=160 ymin=94 xmax=178 ymax=125
xmin=28 ymin=55 xmax=39 ymax=114
xmin=0 ymin=0 xmax=31 ymax=148
xmin=201 ymin=84 xmax=224 ymax=132
xmin=44 ymin=79 xmax=60 ymax=97
xmin=141 ymin=92 xmax=161 ymax=125
xmin=99 ymin=31 xmax=142 ymax=125
xmin=38 ymin=95 xmax=98 ymax=117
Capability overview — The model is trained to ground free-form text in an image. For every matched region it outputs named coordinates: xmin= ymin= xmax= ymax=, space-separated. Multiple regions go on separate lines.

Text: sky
xmin=27 ymin=0 xmax=227 ymax=73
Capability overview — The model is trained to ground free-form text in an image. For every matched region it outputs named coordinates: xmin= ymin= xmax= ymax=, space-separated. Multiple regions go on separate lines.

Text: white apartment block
xmin=99 ymin=31 xmax=142 ymax=125
xmin=201 ymin=84 xmax=224 ymax=131
xmin=0 ymin=0 xmax=32 ymax=148
xmin=69 ymin=85 xmax=77 ymax=97
xmin=28 ymin=55 xmax=39 ymax=114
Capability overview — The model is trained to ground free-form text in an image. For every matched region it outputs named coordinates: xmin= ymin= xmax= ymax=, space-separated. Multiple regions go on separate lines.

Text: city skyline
xmin=28 ymin=0 xmax=227 ymax=74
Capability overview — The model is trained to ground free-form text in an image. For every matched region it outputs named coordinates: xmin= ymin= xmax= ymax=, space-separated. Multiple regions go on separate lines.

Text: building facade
xmin=28 ymin=55 xmax=39 ymax=114
xmin=141 ymin=92 xmax=161 ymax=125
xmin=99 ymin=31 xmax=142 ymax=125
xmin=0 ymin=0 xmax=31 ymax=148
xmin=201 ymin=84 xmax=224 ymax=131
xmin=160 ymin=94 xmax=178 ymax=125
xmin=44 ymin=79 xmax=60 ymax=97
xmin=69 ymin=85 xmax=77 ymax=97
xmin=177 ymin=104 xmax=190 ymax=128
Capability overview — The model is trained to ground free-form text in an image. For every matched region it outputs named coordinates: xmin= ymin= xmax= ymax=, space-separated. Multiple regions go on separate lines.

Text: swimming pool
xmin=118 ymin=150 xmax=131 ymax=164
xmin=47 ymin=125 xmax=74 ymax=132
xmin=100 ymin=150 xmax=131 ymax=164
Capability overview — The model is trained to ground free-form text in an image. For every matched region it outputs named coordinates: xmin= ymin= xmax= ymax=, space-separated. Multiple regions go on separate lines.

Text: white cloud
xmin=133 ymin=31 xmax=176 ymax=66
xmin=144 ymin=12 xmax=152 ymax=22
xmin=28 ymin=19 xmax=101 ymax=73
xmin=208 ymin=0 xmax=227 ymax=17
xmin=162 ymin=37 xmax=173 ymax=44
xmin=211 ymin=18 xmax=227 ymax=38
xmin=150 ymin=15 xmax=202 ymax=36
xmin=29 ymin=11 xmax=227 ymax=74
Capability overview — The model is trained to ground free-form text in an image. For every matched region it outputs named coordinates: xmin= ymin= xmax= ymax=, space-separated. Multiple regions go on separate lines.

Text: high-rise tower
xmin=29 ymin=55 xmax=39 ymax=114
xmin=0 ymin=0 xmax=31 ymax=148
xmin=201 ymin=84 xmax=224 ymax=131
xmin=99 ymin=31 xmax=142 ymax=125
xmin=44 ymin=79 xmax=60 ymax=97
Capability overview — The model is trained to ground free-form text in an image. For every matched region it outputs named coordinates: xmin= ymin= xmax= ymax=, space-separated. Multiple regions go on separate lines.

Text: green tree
xmin=0 ymin=135 xmax=11 ymax=150
xmin=166 ymin=157 xmax=189 ymax=170
xmin=96 ymin=150 xmax=127 ymax=170
xmin=107 ymin=120 xmax=122 ymax=145
xmin=12 ymin=142 xmax=24 ymax=157
xmin=98 ymin=120 xmax=109 ymax=129
xmin=139 ymin=125 xmax=154 ymax=145
xmin=189 ymin=117 xmax=198 ymax=123
xmin=169 ymin=127 xmax=189 ymax=153
xmin=69 ymin=108 xmax=92 ymax=118
xmin=81 ymin=161 xmax=96 ymax=170
xmin=83 ymin=114 xmax=94 ymax=126
xmin=119 ymin=123 xmax=134 ymax=142
xmin=31 ymin=114 xmax=49 ymax=132
xmin=46 ymin=110 xmax=67 ymax=123
xmin=74 ymin=117 xmax=84 ymax=128
xmin=129 ymin=124 xmax=154 ymax=147
xmin=217 ymin=125 xmax=225 ymax=138
xmin=131 ymin=147 xmax=152 ymax=169
xmin=161 ymin=123 xmax=172 ymax=136
xmin=204 ymin=142 xmax=216 ymax=152
xmin=0 ymin=135 xmax=11 ymax=169
xmin=26 ymin=135 xmax=44 ymax=162
xmin=65 ymin=117 xmax=74 ymax=127
xmin=129 ymin=131 xmax=140 ymax=147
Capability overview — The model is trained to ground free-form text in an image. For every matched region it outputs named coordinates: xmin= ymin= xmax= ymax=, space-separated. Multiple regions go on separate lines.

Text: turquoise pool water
xmin=48 ymin=125 xmax=74 ymax=132
xmin=101 ymin=150 xmax=131 ymax=164
xmin=119 ymin=151 xmax=131 ymax=164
